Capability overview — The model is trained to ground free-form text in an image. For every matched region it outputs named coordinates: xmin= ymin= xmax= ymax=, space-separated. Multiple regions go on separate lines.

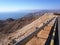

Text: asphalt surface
xmin=58 ymin=17 xmax=60 ymax=45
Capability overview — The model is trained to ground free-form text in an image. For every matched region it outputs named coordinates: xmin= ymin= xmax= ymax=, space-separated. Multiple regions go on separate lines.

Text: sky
xmin=0 ymin=0 xmax=60 ymax=12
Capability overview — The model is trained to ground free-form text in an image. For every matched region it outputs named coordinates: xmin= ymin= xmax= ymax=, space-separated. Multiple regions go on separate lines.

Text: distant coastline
xmin=0 ymin=10 xmax=60 ymax=20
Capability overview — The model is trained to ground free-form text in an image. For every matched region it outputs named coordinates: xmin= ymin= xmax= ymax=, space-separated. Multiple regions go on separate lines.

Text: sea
xmin=0 ymin=10 xmax=43 ymax=20
xmin=0 ymin=11 xmax=29 ymax=20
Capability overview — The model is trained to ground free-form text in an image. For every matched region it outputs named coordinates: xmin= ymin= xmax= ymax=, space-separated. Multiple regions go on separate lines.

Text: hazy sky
xmin=0 ymin=0 xmax=60 ymax=12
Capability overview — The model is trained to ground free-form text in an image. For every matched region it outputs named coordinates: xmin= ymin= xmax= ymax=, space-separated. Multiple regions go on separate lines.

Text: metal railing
xmin=45 ymin=17 xmax=58 ymax=45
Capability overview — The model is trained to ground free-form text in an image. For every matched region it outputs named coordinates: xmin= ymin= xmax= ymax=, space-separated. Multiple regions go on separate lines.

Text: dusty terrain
xmin=0 ymin=12 xmax=43 ymax=45
xmin=0 ymin=13 xmax=56 ymax=45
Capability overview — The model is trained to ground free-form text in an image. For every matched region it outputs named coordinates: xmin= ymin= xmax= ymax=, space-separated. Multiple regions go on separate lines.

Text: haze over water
xmin=0 ymin=0 xmax=60 ymax=20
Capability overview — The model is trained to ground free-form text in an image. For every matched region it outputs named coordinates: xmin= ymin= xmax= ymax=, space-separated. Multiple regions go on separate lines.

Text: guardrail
xmin=8 ymin=17 xmax=56 ymax=45
xmin=45 ymin=17 xmax=58 ymax=45
xmin=50 ymin=18 xmax=57 ymax=45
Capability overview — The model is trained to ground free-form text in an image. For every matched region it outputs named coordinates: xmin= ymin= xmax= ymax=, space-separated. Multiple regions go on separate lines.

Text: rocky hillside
xmin=0 ymin=12 xmax=44 ymax=35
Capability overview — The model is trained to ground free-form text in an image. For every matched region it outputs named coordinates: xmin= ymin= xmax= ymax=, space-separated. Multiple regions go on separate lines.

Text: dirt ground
xmin=0 ymin=13 xmax=56 ymax=45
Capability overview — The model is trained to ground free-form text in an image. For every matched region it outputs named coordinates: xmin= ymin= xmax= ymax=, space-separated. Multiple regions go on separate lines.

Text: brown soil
xmin=26 ymin=17 xmax=55 ymax=45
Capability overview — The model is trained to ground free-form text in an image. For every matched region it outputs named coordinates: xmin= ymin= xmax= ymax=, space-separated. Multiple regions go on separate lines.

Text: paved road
xmin=58 ymin=17 xmax=60 ymax=45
